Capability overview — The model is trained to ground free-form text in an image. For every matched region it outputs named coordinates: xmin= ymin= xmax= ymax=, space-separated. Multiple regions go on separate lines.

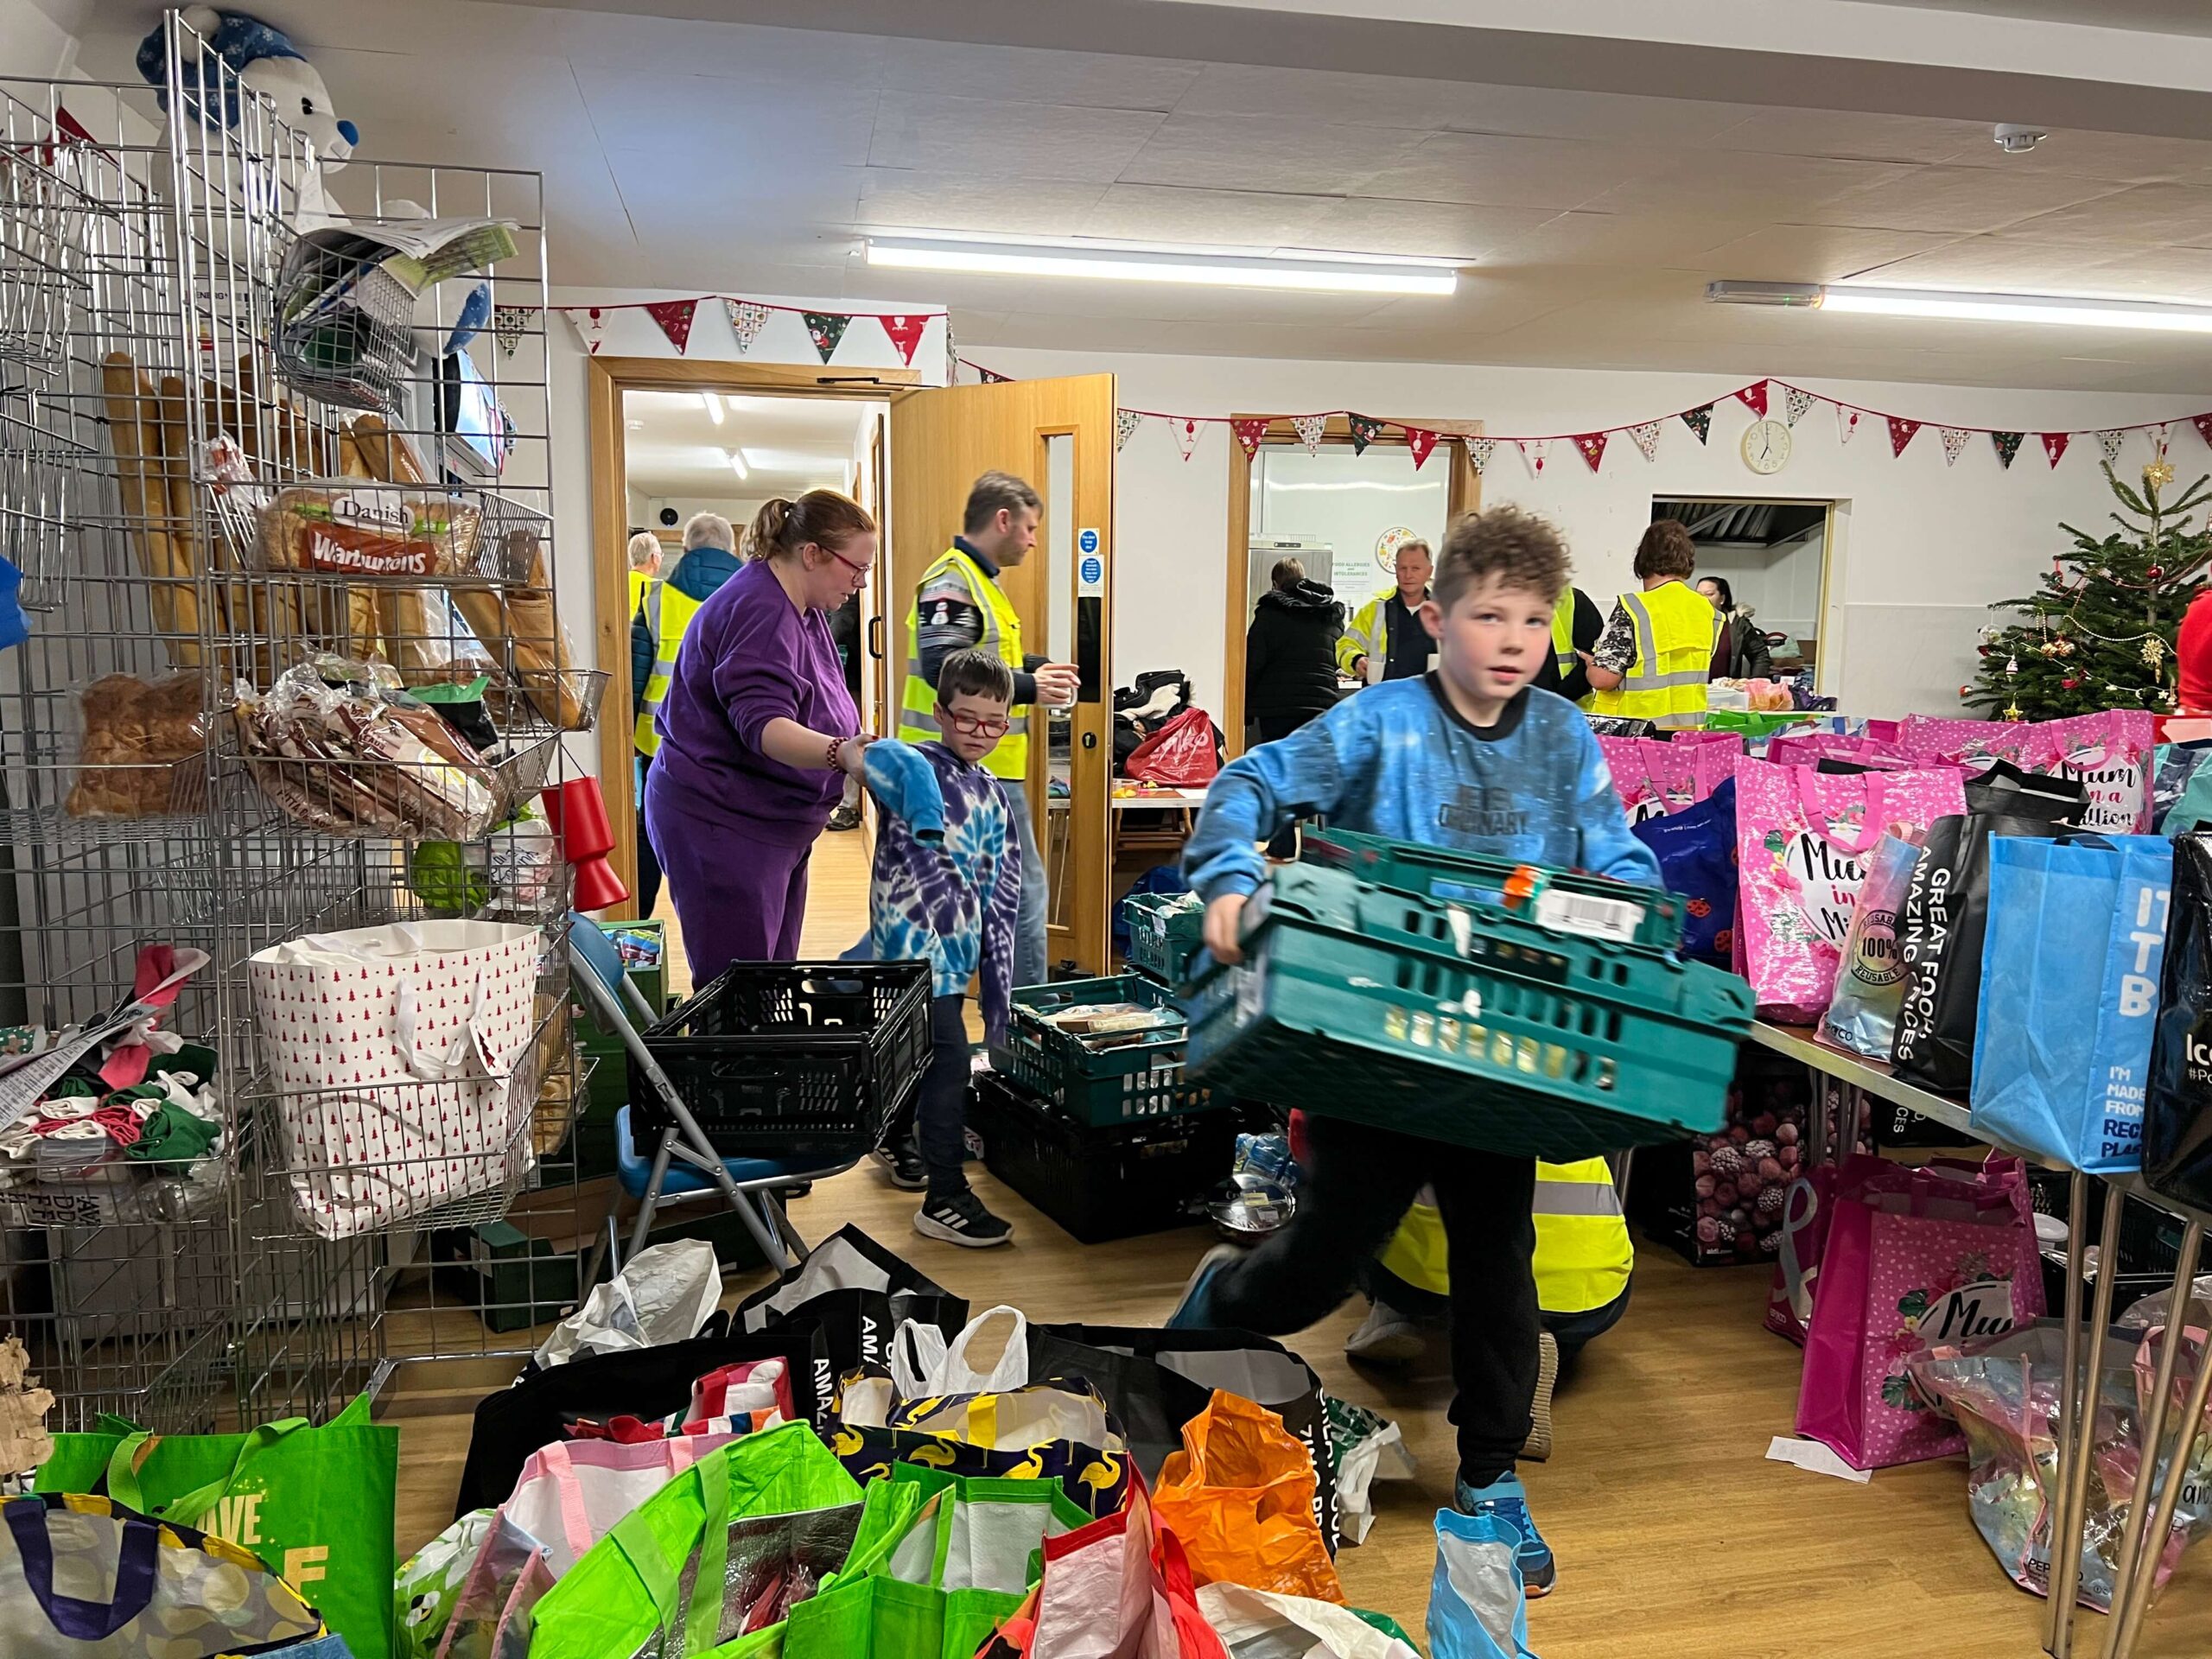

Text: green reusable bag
xmin=34 ymin=1393 xmax=398 ymax=1659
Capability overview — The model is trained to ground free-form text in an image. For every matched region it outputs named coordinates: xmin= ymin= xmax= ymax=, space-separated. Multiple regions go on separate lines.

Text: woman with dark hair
xmin=1245 ymin=556 xmax=1344 ymax=857
xmin=1582 ymin=518 xmax=1721 ymax=730
xmin=1696 ymin=575 xmax=1774 ymax=681
xmin=644 ymin=489 xmax=878 ymax=979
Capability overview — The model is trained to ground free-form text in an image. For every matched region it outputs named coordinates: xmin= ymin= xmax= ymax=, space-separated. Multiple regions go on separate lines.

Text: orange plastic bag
xmin=1154 ymin=1388 xmax=1344 ymax=1605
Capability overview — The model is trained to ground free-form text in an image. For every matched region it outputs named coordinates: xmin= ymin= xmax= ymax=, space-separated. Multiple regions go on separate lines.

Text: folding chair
xmin=565 ymin=915 xmax=866 ymax=1285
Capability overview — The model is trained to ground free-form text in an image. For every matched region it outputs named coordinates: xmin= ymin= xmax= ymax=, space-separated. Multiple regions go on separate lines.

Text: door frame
xmin=587 ymin=357 xmax=921 ymax=921
xmin=1221 ymin=414 xmax=1484 ymax=754
xmin=1647 ymin=493 xmax=1844 ymax=693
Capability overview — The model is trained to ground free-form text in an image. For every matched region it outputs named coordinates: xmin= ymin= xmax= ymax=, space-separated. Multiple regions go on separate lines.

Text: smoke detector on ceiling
xmin=1994 ymin=124 xmax=2048 ymax=154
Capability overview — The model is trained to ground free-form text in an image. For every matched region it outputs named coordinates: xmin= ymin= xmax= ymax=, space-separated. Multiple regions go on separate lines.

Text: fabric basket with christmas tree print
xmin=1794 ymin=1154 xmax=2045 ymax=1471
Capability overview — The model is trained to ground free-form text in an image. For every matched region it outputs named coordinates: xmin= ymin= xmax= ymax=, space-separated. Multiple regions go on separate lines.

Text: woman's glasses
xmin=823 ymin=546 xmax=873 ymax=588
xmin=940 ymin=709 xmax=1012 ymax=738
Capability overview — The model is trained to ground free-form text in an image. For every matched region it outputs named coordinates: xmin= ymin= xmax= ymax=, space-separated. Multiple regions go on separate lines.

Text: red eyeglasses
xmin=941 ymin=709 xmax=1012 ymax=738
xmin=823 ymin=546 xmax=873 ymax=586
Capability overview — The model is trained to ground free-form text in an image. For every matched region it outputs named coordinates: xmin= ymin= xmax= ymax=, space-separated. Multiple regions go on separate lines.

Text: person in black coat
xmin=1696 ymin=576 xmax=1775 ymax=681
xmin=1245 ymin=558 xmax=1344 ymax=856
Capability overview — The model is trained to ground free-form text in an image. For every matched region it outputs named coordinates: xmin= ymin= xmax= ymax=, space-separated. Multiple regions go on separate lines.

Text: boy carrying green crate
xmin=1168 ymin=505 xmax=1662 ymax=1598
xmin=864 ymin=649 xmax=1023 ymax=1248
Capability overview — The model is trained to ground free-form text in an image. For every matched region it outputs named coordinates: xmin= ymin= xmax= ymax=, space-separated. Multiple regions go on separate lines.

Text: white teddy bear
xmin=137 ymin=5 xmax=357 ymax=168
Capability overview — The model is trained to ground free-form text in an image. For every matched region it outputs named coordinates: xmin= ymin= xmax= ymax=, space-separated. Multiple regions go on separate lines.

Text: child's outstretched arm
xmin=1570 ymin=721 xmax=1664 ymax=887
xmin=1182 ymin=716 xmax=1347 ymax=902
xmin=862 ymin=740 xmax=946 ymax=842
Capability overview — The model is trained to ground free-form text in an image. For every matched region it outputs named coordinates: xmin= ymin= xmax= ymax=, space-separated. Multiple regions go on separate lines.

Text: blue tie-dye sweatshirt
xmin=1184 ymin=677 xmax=1661 ymax=900
xmin=864 ymin=740 xmax=1020 ymax=1040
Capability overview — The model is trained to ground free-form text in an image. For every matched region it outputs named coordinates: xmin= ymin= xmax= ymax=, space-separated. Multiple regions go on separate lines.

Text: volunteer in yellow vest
xmin=626 ymin=529 xmax=662 ymax=624
xmin=631 ymin=513 xmax=742 ymax=917
xmin=1531 ymin=584 xmax=1603 ymax=706
xmin=1580 ymin=518 xmax=1719 ymax=730
xmin=900 ymin=471 xmax=1078 ymax=990
xmin=1337 ymin=538 xmax=1433 ymax=684
xmin=625 ymin=529 xmax=665 ymax=912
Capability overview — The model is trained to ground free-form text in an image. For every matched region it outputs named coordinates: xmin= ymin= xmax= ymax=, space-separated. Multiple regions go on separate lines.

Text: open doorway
xmin=1651 ymin=498 xmax=1833 ymax=683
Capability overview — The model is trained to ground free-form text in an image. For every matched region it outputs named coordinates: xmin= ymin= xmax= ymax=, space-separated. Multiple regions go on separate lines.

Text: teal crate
xmin=1303 ymin=829 xmax=1685 ymax=953
xmin=1185 ymin=863 xmax=1751 ymax=1161
xmin=1122 ymin=892 xmax=1205 ymax=985
xmin=988 ymin=974 xmax=1212 ymax=1128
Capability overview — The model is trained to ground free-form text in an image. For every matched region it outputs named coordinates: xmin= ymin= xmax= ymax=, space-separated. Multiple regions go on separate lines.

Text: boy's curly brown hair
xmin=1434 ymin=505 xmax=1570 ymax=612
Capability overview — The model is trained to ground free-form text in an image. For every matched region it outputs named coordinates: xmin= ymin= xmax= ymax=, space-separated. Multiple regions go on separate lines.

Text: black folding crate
xmin=632 ymin=961 xmax=931 ymax=1156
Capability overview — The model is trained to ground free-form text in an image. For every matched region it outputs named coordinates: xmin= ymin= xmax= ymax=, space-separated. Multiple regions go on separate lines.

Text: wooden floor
xmin=387 ymin=829 xmax=2212 ymax=1656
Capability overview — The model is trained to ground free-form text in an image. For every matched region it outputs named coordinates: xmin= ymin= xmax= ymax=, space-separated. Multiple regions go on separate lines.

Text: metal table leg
xmin=2047 ymin=1171 xmax=2093 ymax=1655
xmin=2050 ymin=1190 xmax=2126 ymax=1657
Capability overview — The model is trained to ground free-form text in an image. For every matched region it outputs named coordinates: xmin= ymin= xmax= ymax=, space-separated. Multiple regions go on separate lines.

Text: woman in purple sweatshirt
xmin=643 ymin=490 xmax=878 ymax=981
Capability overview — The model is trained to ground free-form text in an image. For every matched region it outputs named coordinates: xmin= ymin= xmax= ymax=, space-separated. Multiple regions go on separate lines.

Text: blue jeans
xmin=999 ymin=777 xmax=1049 ymax=989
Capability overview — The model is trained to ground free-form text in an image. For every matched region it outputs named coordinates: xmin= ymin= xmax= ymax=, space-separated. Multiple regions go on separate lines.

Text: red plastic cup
xmin=540 ymin=778 xmax=614 ymax=861
xmin=572 ymin=855 xmax=630 ymax=912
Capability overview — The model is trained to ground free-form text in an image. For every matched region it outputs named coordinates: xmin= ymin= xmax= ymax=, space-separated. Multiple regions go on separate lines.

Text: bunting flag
xmin=1230 ymin=418 xmax=1269 ymax=461
xmin=878 ymin=315 xmax=930 ymax=365
xmin=802 ymin=312 xmax=850 ymax=363
xmin=1736 ymin=380 xmax=1769 ymax=417
xmin=1888 ymin=416 xmax=1920 ymax=457
xmin=1783 ymin=386 xmax=1815 ymax=427
xmin=1405 ymin=426 xmax=1440 ymax=469
xmin=1573 ymin=432 xmax=1607 ymax=472
xmin=981 ymin=368 xmax=1011 ymax=385
xmin=1292 ymin=414 xmax=1326 ymax=455
xmin=2097 ymin=429 xmax=2125 ymax=464
xmin=1464 ymin=436 xmax=1495 ymax=474
xmin=492 ymin=304 xmax=531 ymax=359
xmin=1680 ymin=404 xmax=1712 ymax=445
xmin=569 ymin=306 xmax=610 ymax=356
xmin=644 ymin=299 xmax=697 ymax=354
xmin=723 ymin=299 xmax=771 ymax=354
xmin=1837 ymin=405 xmax=1861 ymax=445
xmin=1116 ymin=410 xmax=1142 ymax=453
xmin=1172 ymin=418 xmax=1202 ymax=461
xmin=2196 ymin=413 xmax=2212 ymax=449
xmin=2040 ymin=431 xmax=2070 ymax=468
xmin=1991 ymin=430 xmax=2023 ymax=471
xmin=1627 ymin=421 xmax=1662 ymax=462
xmin=1940 ymin=427 xmax=1971 ymax=467
xmin=1519 ymin=438 xmax=1549 ymax=476
xmin=1347 ymin=414 xmax=1383 ymax=455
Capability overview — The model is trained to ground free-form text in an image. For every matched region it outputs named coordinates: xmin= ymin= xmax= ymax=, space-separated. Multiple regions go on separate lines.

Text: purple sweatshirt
xmin=649 ymin=557 xmax=858 ymax=847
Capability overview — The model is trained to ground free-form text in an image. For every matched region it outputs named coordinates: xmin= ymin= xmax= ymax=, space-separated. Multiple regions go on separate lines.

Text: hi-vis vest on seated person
xmin=901 ymin=544 xmax=1027 ymax=781
xmin=1585 ymin=579 xmax=1719 ymax=730
xmin=632 ymin=580 xmax=702 ymax=758
xmin=1376 ymin=1158 xmax=1632 ymax=1315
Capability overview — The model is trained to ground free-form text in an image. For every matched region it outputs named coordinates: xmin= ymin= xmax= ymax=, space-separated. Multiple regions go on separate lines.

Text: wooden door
xmin=888 ymin=376 xmax=1116 ymax=976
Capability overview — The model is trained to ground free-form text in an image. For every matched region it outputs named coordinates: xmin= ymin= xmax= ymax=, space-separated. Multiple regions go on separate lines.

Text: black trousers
xmin=1253 ymin=711 xmax=1325 ymax=859
xmin=1362 ymin=1258 xmax=1633 ymax=1378
xmin=1208 ymin=1115 xmax=1540 ymax=1486
xmin=895 ymin=994 xmax=972 ymax=1198
xmin=635 ymin=753 xmax=664 ymax=919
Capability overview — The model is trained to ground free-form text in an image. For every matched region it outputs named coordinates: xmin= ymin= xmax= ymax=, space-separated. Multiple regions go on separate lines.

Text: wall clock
xmin=1741 ymin=418 xmax=1791 ymax=475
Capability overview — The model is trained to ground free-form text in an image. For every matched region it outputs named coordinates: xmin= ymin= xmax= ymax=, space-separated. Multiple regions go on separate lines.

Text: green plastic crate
xmin=1122 ymin=891 xmax=1205 ymax=985
xmin=1302 ymin=829 xmax=1686 ymax=952
xmin=1185 ymin=863 xmax=1751 ymax=1161
xmin=988 ymin=974 xmax=1212 ymax=1128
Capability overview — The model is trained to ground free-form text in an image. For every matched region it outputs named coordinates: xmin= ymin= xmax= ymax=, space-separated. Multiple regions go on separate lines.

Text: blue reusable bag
xmin=1427 ymin=1510 xmax=1538 ymax=1659
xmin=1968 ymin=835 xmax=2173 ymax=1171
xmin=1630 ymin=777 xmax=1736 ymax=967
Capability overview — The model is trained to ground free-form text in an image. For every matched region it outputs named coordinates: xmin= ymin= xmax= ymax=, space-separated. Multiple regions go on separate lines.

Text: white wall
xmin=1 ymin=0 xmax=85 ymax=78
xmin=975 ymin=346 xmax=2198 ymax=722
xmin=1695 ymin=525 xmax=1826 ymax=653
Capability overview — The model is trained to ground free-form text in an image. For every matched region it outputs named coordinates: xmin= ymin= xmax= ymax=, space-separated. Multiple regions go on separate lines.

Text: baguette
xmin=100 ymin=354 xmax=195 ymax=670
xmin=153 ymin=376 xmax=207 ymax=667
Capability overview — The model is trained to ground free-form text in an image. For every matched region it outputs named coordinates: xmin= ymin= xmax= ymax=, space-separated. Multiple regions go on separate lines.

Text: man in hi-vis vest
xmin=1580 ymin=518 xmax=1719 ymax=730
xmin=901 ymin=473 xmax=1077 ymax=989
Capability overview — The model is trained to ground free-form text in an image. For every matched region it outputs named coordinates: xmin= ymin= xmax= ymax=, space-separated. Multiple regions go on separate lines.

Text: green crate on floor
xmin=1122 ymin=891 xmax=1205 ymax=985
xmin=1185 ymin=862 xmax=1751 ymax=1161
xmin=570 ymin=918 xmax=671 ymax=1174
xmin=988 ymin=973 xmax=1212 ymax=1128
xmin=1302 ymin=829 xmax=1686 ymax=952
xmin=434 ymin=1222 xmax=582 ymax=1333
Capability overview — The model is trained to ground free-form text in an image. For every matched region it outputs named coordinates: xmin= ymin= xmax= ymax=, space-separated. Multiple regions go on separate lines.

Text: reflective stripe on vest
xmin=901 ymin=546 xmax=1029 ymax=779
xmin=1585 ymin=581 xmax=1719 ymax=731
xmin=1549 ymin=602 xmax=1576 ymax=677
xmin=1373 ymin=1159 xmax=1632 ymax=1316
xmin=633 ymin=580 xmax=703 ymax=757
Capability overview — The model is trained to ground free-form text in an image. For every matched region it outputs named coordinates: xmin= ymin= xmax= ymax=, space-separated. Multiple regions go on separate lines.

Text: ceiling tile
xmin=1480 ymin=211 xmax=1768 ymax=269
xmin=547 ymin=15 xmax=892 ymax=87
xmin=856 ymin=170 xmax=1109 ymax=237
xmin=1695 ymin=224 xmax=1967 ymax=282
xmin=881 ymin=40 xmax=1198 ymax=111
xmin=2066 ymin=246 xmax=2212 ymax=301
xmin=869 ymin=92 xmax=1166 ymax=182
xmin=1707 ymin=109 xmax=1991 ymax=166
xmin=1077 ymin=183 xmax=1338 ymax=249
xmin=1936 ymin=127 xmax=2212 ymax=185
xmin=2004 ymin=183 xmax=2212 ymax=246
xmin=1303 ymin=198 xmax=1561 ymax=261
xmin=1835 ymin=234 xmax=2124 ymax=289
xmin=1116 ymin=112 xmax=1431 ymax=195
xmin=1435 ymin=85 xmax=1757 ymax=148
xmin=1582 ymin=152 xmax=1918 ymax=219
xmin=1808 ymin=166 xmax=2123 ymax=234
xmin=1358 ymin=131 xmax=1656 ymax=211
xmin=577 ymin=71 xmax=874 ymax=167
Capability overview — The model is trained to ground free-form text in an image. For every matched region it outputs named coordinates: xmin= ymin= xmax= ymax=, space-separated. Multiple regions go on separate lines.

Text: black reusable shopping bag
xmin=735 ymin=1225 xmax=969 ymax=1377
xmin=2145 ymin=835 xmax=2212 ymax=1211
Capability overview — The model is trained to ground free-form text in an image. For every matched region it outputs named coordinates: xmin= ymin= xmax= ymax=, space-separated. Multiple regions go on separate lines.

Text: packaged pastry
xmin=67 ymin=673 xmax=208 ymax=817
xmin=258 ymin=482 xmax=483 ymax=580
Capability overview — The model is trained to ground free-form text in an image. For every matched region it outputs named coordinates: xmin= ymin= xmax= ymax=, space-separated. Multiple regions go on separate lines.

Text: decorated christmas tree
xmin=1967 ymin=458 xmax=2212 ymax=720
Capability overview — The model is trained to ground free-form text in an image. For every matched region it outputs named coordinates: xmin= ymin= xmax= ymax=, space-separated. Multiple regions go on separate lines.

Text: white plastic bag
xmin=1197 ymin=1581 xmax=1421 ymax=1659
xmin=889 ymin=1304 xmax=1030 ymax=1397
xmin=531 ymin=1240 xmax=720 ymax=1370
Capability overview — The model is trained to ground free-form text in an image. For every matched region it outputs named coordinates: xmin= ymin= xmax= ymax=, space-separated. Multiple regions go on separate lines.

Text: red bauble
xmin=2063 ymin=677 xmax=2080 ymax=690
xmin=2150 ymin=565 xmax=2164 ymax=580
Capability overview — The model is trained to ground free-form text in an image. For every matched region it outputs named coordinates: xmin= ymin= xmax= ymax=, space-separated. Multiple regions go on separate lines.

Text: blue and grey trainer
xmin=1452 ymin=1471 xmax=1556 ymax=1597
xmin=1165 ymin=1244 xmax=1243 ymax=1330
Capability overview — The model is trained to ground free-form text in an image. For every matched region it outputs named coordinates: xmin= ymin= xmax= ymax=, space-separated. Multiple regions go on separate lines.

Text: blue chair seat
xmin=613 ymin=1107 xmax=825 ymax=1198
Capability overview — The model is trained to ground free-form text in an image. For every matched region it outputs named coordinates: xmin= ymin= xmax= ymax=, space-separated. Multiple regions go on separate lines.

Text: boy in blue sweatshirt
xmin=1170 ymin=505 xmax=1659 ymax=1598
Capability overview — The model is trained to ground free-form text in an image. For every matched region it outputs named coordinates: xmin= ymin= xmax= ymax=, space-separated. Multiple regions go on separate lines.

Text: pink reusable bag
xmin=1895 ymin=715 xmax=2046 ymax=770
xmin=1796 ymin=1156 xmax=2047 ymax=1471
xmin=1596 ymin=736 xmax=1734 ymax=826
xmin=1764 ymin=734 xmax=1914 ymax=770
xmin=1733 ymin=760 xmax=1969 ymax=1021
xmin=2032 ymin=709 xmax=2155 ymax=833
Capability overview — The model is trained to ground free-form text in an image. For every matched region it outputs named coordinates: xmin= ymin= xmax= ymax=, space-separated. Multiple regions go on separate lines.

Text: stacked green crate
xmin=570 ymin=918 xmax=668 ymax=1178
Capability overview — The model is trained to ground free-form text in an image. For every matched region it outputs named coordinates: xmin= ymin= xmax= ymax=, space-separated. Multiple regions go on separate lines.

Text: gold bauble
xmin=2145 ymin=459 xmax=2177 ymax=487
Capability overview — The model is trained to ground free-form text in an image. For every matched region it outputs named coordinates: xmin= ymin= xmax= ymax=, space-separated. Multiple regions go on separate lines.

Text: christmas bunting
xmin=1116 ymin=410 xmax=1142 ymax=453
xmin=878 ymin=315 xmax=930 ymax=365
xmin=1573 ymin=432 xmax=1607 ymax=472
xmin=1888 ymin=416 xmax=1920 ymax=457
xmin=569 ymin=306 xmax=610 ymax=356
xmin=1940 ymin=426 xmax=1971 ymax=467
xmin=1464 ymin=436 xmax=1495 ymax=474
xmin=1783 ymin=386 xmax=1815 ymax=427
xmin=1405 ymin=427 xmax=1440 ymax=469
xmin=493 ymin=304 xmax=530 ymax=359
xmin=723 ymin=299 xmax=771 ymax=354
xmin=1628 ymin=421 xmax=1662 ymax=462
xmin=1347 ymin=414 xmax=1383 ymax=455
xmin=1736 ymin=380 xmax=1769 ymax=417
xmin=1520 ymin=438 xmax=1549 ymax=476
xmin=2097 ymin=429 xmax=2126 ymax=464
xmin=1837 ymin=405 xmax=1861 ymax=446
xmin=644 ymin=298 xmax=697 ymax=354
xmin=2196 ymin=413 xmax=2212 ymax=449
xmin=1172 ymin=418 xmax=1202 ymax=461
xmin=1991 ymin=430 xmax=2023 ymax=470
xmin=1292 ymin=415 xmax=1326 ymax=455
xmin=2041 ymin=432 xmax=2070 ymax=468
xmin=1681 ymin=404 xmax=1712 ymax=445
xmin=981 ymin=368 xmax=1011 ymax=385
xmin=801 ymin=312 xmax=849 ymax=363
xmin=1230 ymin=418 xmax=1269 ymax=461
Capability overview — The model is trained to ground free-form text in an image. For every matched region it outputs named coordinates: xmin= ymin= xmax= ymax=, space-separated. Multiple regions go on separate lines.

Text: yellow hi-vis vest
xmin=1376 ymin=1158 xmax=1632 ymax=1316
xmin=902 ymin=546 xmax=1028 ymax=780
xmin=632 ymin=580 xmax=704 ymax=758
xmin=1585 ymin=580 xmax=1719 ymax=731
xmin=1549 ymin=603 xmax=1578 ymax=683
xmin=627 ymin=567 xmax=652 ymax=621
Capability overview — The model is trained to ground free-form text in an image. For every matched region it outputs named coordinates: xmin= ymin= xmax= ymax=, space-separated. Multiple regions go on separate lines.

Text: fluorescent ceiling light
xmin=726 ymin=448 xmax=748 ymax=480
xmin=867 ymin=235 xmax=1457 ymax=296
xmin=1708 ymin=278 xmax=2212 ymax=333
xmin=702 ymin=392 xmax=724 ymax=424
xmin=740 ymin=447 xmax=842 ymax=473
